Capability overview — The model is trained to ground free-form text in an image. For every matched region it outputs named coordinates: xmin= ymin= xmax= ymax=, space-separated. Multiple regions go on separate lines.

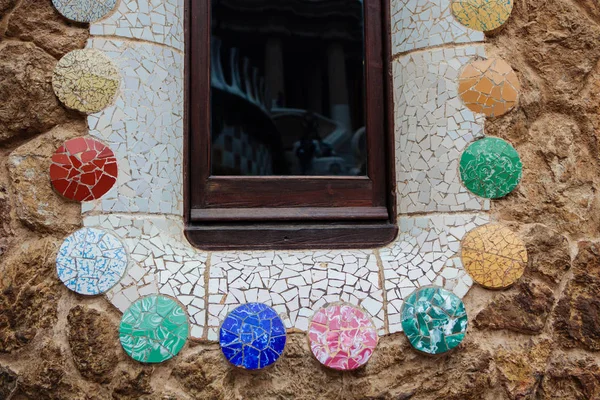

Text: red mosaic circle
xmin=50 ymin=137 xmax=118 ymax=201
xmin=308 ymin=304 xmax=378 ymax=371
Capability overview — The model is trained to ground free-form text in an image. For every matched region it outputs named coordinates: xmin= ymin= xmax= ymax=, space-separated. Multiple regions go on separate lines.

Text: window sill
xmin=185 ymin=222 xmax=398 ymax=251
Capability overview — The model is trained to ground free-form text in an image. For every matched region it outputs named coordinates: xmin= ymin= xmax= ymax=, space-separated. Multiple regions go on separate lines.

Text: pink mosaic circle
xmin=308 ymin=304 xmax=378 ymax=370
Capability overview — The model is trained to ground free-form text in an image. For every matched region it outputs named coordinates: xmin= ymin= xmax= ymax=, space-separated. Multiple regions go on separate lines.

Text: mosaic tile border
xmin=393 ymin=45 xmax=490 ymax=214
xmin=391 ymin=0 xmax=484 ymax=55
xmin=74 ymin=0 xmax=500 ymax=342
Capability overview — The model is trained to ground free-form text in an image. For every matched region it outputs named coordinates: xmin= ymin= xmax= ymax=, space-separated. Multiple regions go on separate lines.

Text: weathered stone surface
xmin=519 ymin=224 xmax=571 ymax=284
xmin=0 ymin=365 xmax=18 ymax=399
xmin=554 ymin=241 xmax=600 ymax=351
xmin=10 ymin=342 xmax=94 ymax=399
xmin=491 ymin=113 xmax=600 ymax=239
xmin=173 ymin=334 xmax=495 ymax=400
xmin=111 ymin=368 xmax=154 ymax=400
xmin=0 ymin=237 xmax=62 ymax=352
xmin=0 ymin=41 xmax=75 ymax=145
xmin=486 ymin=0 xmax=600 ymax=239
xmin=67 ymin=305 xmax=119 ymax=383
xmin=0 ymin=0 xmax=17 ymax=19
xmin=173 ymin=334 xmax=342 ymax=400
xmin=0 ymin=181 xmax=12 ymax=258
xmin=7 ymin=121 xmax=83 ymax=234
xmin=5 ymin=0 xmax=89 ymax=59
xmin=342 ymin=337 xmax=496 ymax=400
xmin=495 ymin=339 xmax=552 ymax=399
xmin=474 ymin=280 xmax=555 ymax=334
xmin=538 ymin=354 xmax=600 ymax=400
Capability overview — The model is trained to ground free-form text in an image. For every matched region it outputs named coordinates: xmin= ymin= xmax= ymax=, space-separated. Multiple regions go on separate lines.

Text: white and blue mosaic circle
xmin=56 ymin=228 xmax=128 ymax=295
xmin=52 ymin=0 xmax=117 ymax=23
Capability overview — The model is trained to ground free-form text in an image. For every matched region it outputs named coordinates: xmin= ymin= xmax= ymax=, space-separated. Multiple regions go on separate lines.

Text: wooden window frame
xmin=184 ymin=0 xmax=397 ymax=250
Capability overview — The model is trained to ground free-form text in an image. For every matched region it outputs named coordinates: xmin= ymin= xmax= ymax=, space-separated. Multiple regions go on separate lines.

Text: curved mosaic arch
xmin=49 ymin=0 xmax=528 ymax=350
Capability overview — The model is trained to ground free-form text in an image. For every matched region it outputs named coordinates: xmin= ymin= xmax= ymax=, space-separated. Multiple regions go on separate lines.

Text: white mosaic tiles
xmin=90 ymin=0 xmax=184 ymax=52
xmin=391 ymin=0 xmax=484 ymax=54
xmin=394 ymin=45 xmax=490 ymax=214
xmin=82 ymin=0 xmax=493 ymax=340
xmin=381 ymin=213 xmax=490 ymax=333
xmin=207 ymin=250 xmax=385 ymax=341
xmin=84 ymin=214 xmax=207 ymax=339
xmin=85 ymin=38 xmax=184 ymax=216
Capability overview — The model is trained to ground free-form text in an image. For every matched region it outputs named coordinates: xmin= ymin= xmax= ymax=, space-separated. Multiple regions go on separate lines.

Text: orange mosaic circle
xmin=461 ymin=224 xmax=528 ymax=289
xmin=458 ymin=58 xmax=520 ymax=117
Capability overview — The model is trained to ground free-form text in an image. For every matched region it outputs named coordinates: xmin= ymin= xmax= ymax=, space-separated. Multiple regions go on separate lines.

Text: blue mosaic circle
xmin=220 ymin=303 xmax=287 ymax=370
xmin=56 ymin=228 xmax=127 ymax=295
xmin=52 ymin=0 xmax=117 ymax=23
xmin=401 ymin=286 xmax=468 ymax=355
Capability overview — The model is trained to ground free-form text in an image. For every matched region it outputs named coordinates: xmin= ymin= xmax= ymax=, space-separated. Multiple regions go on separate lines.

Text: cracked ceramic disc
xmin=458 ymin=58 xmax=520 ymax=118
xmin=219 ymin=303 xmax=287 ymax=370
xmin=56 ymin=227 xmax=127 ymax=295
xmin=119 ymin=295 xmax=189 ymax=363
xmin=462 ymin=224 xmax=528 ymax=289
xmin=459 ymin=137 xmax=522 ymax=199
xmin=452 ymin=0 xmax=513 ymax=32
xmin=401 ymin=287 xmax=468 ymax=355
xmin=52 ymin=0 xmax=117 ymax=23
xmin=50 ymin=137 xmax=118 ymax=201
xmin=53 ymin=49 xmax=120 ymax=114
xmin=308 ymin=304 xmax=378 ymax=370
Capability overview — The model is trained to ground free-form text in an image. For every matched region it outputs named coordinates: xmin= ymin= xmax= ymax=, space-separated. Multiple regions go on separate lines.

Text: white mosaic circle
xmin=56 ymin=228 xmax=128 ymax=295
xmin=52 ymin=0 xmax=117 ymax=23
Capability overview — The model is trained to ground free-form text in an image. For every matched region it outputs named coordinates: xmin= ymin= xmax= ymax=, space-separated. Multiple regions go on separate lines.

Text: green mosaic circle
xmin=119 ymin=295 xmax=189 ymax=363
xmin=401 ymin=287 xmax=468 ymax=355
xmin=459 ymin=137 xmax=522 ymax=199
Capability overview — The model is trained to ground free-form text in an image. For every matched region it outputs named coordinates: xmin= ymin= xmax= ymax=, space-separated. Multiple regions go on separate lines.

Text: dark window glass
xmin=210 ymin=0 xmax=366 ymax=176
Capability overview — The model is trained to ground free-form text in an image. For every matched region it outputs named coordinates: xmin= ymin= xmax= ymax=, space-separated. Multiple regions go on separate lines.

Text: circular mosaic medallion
xmin=461 ymin=224 xmax=528 ymax=289
xmin=401 ymin=287 xmax=468 ymax=355
xmin=56 ymin=227 xmax=127 ymax=295
xmin=451 ymin=0 xmax=513 ymax=32
xmin=308 ymin=304 xmax=378 ymax=370
xmin=459 ymin=137 xmax=522 ymax=199
xmin=52 ymin=0 xmax=117 ymax=23
xmin=458 ymin=58 xmax=520 ymax=117
xmin=220 ymin=303 xmax=287 ymax=370
xmin=53 ymin=49 xmax=120 ymax=114
xmin=50 ymin=137 xmax=118 ymax=201
xmin=119 ymin=295 xmax=189 ymax=363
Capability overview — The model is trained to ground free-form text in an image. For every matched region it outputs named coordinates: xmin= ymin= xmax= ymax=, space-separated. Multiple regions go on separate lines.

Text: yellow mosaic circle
xmin=52 ymin=49 xmax=120 ymax=114
xmin=451 ymin=0 xmax=513 ymax=32
xmin=461 ymin=224 xmax=527 ymax=289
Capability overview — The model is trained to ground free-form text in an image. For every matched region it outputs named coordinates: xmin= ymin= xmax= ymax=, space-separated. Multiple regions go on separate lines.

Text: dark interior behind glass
xmin=210 ymin=0 xmax=366 ymax=176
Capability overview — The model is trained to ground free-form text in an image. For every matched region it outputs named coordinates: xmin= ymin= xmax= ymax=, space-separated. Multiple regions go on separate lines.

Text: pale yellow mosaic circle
xmin=461 ymin=224 xmax=528 ymax=289
xmin=52 ymin=49 xmax=120 ymax=114
xmin=451 ymin=0 xmax=513 ymax=32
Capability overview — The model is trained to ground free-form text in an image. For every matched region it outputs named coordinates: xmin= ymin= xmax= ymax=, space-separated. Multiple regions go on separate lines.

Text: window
xmin=186 ymin=0 xmax=396 ymax=250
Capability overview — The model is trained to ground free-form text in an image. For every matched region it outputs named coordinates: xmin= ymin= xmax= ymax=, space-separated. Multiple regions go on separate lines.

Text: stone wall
xmin=0 ymin=0 xmax=599 ymax=399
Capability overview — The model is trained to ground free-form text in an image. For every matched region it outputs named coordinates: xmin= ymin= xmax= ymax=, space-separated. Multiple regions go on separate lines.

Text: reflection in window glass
xmin=210 ymin=0 xmax=366 ymax=176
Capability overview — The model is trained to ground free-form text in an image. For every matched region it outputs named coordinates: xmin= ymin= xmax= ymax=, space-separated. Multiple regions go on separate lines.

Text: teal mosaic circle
xmin=459 ymin=137 xmax=522 ymax=199
xmin=401 ymin=287 xmax=468 ymax=355
xmin=119 ymin=295 xmax=189 ymax=363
